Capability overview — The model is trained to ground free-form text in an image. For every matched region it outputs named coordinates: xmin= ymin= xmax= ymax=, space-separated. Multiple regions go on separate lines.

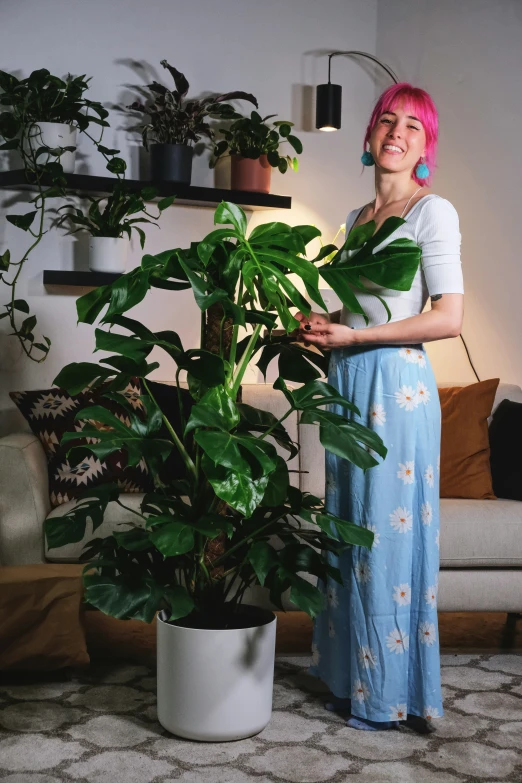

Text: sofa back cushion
xmin=439 ymin=379 xmax=500 ymax=499
xmin=9 ymin=381 xmax=152 ymax=507
xmin=489 ymin=399 xmax=522 ymax=501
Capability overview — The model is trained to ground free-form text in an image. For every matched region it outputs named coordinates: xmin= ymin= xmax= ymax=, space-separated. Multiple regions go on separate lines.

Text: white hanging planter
xmin=88 ymin=236 xmax=128 ymax=274
xmin=23 ymin=122 xmax=77 ymax=173
xmin=157 ymin=606 xmax=277 ymax=741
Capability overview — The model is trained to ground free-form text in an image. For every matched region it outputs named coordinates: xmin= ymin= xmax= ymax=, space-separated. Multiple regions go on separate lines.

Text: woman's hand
xmin=295 ymin=310 xmax=331 ymax=328
xmin=298 ymin=320 xmax=359 ymax=349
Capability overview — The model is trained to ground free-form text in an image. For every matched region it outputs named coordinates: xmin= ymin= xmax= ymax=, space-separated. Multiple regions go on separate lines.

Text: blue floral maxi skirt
xmin=310 ymin=343 xmax=443 ymax=723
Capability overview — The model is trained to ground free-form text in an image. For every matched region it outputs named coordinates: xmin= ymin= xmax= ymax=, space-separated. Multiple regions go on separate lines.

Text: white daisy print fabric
xmin=397 ymin=461 xmax=415 ymax=484
xmin=310 ymin=343 xmax=443 ymax=723
xmin=424 ymin=464 xmax=435 ymax=488
xmin=419 ymin=621 xmax=437 ymax=646
xmin=389 ymin=703 xmax=408 ymax=721
xmin=416 ymin=380 xmax=431 ymax=404
xmin=353 ymin=679 xmax=370 ymax=703
xmin=393 ymin=583 xmax=412 ymax=606
xmin=425 ymin=585 xmax=438 ymax=609
xmin=395 ymin=385 xmax=419 ymax=411
xmin=421 ymin=501 xmax=433 ymax=526
xmin=389 ymin=507 xmax=413 ymax=533
xmin=354 ymin=560 xmax=371 ymax=584
xmin=386 ymin=628 xmax=410 ymax=654
xmin=358 ymin=646 xmax=378 ymax=670
xmin=369 ymin=402 xmax=386 ymax=426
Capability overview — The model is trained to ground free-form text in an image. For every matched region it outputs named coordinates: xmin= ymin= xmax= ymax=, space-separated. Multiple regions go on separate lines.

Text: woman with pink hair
xmin=301 ymin=83 xmax=464 ymax=731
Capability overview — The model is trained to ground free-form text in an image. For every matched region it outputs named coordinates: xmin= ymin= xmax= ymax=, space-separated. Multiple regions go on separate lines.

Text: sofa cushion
xmin=0 ymin=564 xmax=89 ymax=670
xmin=440 ymin=497 xmax=522 ymax=567
xmin=489 ymin=399 xmax=522 ymax=501
xmin=10 ymin=380 xmax=152 ymax=508
xmin=438 ymin=379 xmax=499 ymax=499
xmin=45 ymin=493 xmax=145 ymax=562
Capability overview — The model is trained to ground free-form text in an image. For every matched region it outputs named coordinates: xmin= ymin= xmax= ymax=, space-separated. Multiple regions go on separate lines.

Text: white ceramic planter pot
xmin=23 ymin=122 xmax=77 ymax=173
xmin=157 ymin=606 xmax=277 ymax=741
xmin=88 ymin=236 xmax=128 ymax=274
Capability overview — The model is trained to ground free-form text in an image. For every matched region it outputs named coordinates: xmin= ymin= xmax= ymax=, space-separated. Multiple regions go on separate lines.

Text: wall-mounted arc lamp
xmin=316 ymin=51 xmax=399 ymax=131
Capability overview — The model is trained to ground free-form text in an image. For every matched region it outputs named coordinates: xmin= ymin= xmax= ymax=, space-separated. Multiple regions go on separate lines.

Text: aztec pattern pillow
xmin=10 ymin=380 xmax=153 ymax=507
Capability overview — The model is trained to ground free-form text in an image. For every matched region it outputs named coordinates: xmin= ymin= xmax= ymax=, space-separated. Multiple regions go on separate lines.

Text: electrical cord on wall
xmin=459 ymin=333 xmax=480 ymax=382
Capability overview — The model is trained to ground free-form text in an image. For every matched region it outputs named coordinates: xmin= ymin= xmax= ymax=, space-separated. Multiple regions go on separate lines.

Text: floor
xmin=0 ymin=653 xmax=521 ymax=782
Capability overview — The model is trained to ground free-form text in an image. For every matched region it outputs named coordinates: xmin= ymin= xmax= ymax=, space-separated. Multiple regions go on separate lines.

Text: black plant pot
xmin=150 ymin=143 xmax=193 ymax=184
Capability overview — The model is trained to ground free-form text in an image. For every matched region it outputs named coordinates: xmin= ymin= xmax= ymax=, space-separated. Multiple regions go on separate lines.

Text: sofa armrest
xmin=0 ymin=433 xmax=50 ymax=565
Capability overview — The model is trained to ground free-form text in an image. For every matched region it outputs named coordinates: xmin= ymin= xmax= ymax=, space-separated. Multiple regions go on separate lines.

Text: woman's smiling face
xmin=369 ymin=98 xmax=427 ymax=176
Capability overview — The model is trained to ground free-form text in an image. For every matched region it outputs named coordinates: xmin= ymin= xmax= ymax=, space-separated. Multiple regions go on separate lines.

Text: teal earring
xmin=361 ymin=150 xmax=375 ymax=166
xmin=415 ymin=157 xmax=430 ymax=178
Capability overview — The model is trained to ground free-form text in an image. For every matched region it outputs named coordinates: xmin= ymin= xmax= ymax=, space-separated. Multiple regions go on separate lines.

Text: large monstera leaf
xmin=320 ymin=216 xmax=422 ymax=323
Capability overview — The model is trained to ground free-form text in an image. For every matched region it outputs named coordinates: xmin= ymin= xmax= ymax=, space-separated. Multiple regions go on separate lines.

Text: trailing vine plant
xmin=0 ymin=68 xmax=127 ymax=361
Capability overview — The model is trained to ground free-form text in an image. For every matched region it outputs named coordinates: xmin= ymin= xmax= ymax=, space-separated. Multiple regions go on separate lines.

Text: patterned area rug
xmin=0 ymin=653 xmax=521 ymax=783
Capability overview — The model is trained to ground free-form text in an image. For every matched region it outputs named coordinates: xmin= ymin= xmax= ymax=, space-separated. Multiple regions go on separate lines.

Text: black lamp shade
xmin=316 ymin=83 xmax=342 ymax=130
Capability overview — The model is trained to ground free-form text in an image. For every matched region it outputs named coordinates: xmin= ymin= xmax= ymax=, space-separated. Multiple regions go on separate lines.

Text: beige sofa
xmin=1 ymin=382 xmax=522 ymax=616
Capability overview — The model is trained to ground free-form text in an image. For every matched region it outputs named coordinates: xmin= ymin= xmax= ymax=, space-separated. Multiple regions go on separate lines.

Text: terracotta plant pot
xmin=231 ymin=154 xmax=272 ymax=193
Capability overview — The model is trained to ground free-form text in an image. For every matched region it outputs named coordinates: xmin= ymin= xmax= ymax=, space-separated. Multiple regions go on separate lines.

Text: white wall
xmin=376 ymin=0 xmax=522 ymax=385
xmin=0 ymin=0 xmax=378 ymax=429
xmin=2 ymin=0 xmax=519 ymax=431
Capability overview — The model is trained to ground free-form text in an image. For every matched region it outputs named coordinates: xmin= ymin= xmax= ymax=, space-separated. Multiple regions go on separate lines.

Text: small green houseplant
xmin=44 ymin=201 xmax=422 ymax=739
xmin=0 ymin=67 xmax=125 ymax=362
xmin=56 ymin=182 xmax=175 ymax=273
xmin=127 ymin=59 xmax=258 ymax=184
xmin=212 ymin=111 xmax=303 ymax=193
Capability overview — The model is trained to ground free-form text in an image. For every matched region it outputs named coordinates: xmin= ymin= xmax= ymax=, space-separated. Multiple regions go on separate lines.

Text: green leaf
xmin=0 ymin=249 xmax=10 ymax=270
xmin=77 ymin=283 xmax=112 ymax=324
xmin=150 ymin=521 xmax=195 ymax=557
xmin=245 ymin=310 xmax=278 ymax=329
xmin=53 ymin=362 xmax=114 ymax=395
xmin=12 ymin=299 xmax=29 ymax=313
xmin=200 ymin=386 xmax=240 ymax=429
xmin=300 ymin=408 xmax=386 ymax=469
xmin=94 ymin=328 xmax=152 ymax=362
xmin=195 ymin=431 xmax=249 ymax=472
xmin=6 ymin=211 xmax=37 ymax=231
xmin=247 ymin=541 xmax=279 ymax=586
xmin=262 ymin=456 xmax=289 ymax=506
xmin=288 ymin=575 xmax=325 ymax=618
xmin=287 ymin=134 xmax=303 ymax=154
xmin=157 ymin=195 xmax=176 ymax=211
xmin=106 ymin=157 xmax=127 ymax=175
xmin=202 ymin=454 xmax=269 ymax=518
xmin=20 ymin=315 xmax=37 ymax=335
xmin=181 ymin=349 xmax=225 ymax=387
xmin=164 ymin=585 xmax=194 ymax=621
xmin=84 ymin=573 xmax=162 ymax=623
xmin=214 ymin=201 xmax=247 ymax=237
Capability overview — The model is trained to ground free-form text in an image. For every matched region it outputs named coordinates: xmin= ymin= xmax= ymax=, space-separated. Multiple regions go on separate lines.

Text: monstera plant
xmin=44 ymin=203 xmax=421 ymax=626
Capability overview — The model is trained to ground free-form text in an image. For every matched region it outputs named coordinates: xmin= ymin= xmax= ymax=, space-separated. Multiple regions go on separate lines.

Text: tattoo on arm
xmin=431 ymin=294 xmax=443 ymax=302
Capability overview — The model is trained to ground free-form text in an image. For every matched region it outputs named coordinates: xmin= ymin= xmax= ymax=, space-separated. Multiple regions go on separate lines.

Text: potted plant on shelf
xmin=211 ymin=111 xmax=303 ymax=193
xmin=0 ymin=67 xmax=126 ymax=363
xmin=0 ymin=68 xmax=111 ymax=174
xmin=56 ymin=181 xmax=175 ymax=273
xmin=127 ymin=59 xmax=258 ymax=184
xmin=44 ymin=202 xmax=420 ymax=741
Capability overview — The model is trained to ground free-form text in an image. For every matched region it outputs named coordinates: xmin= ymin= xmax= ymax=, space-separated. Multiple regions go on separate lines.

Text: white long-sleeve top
xmin=339 ymin=194 xmax=464 ymax=329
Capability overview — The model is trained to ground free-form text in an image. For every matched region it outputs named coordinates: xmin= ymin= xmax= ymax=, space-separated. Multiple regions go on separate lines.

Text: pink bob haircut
xmin=363 ymin=82 xmax=439 ymax=186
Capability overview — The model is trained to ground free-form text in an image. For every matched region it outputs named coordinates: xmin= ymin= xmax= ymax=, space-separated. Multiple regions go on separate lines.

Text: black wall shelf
xmin=43 ymin=270 xmax=122 ymax=288
xmin=0 ymin=170 xmax=291 ymax=211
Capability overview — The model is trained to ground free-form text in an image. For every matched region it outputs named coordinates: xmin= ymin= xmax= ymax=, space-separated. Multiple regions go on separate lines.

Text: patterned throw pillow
xmin=9 ymin=380 xmax=153 ymax=507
